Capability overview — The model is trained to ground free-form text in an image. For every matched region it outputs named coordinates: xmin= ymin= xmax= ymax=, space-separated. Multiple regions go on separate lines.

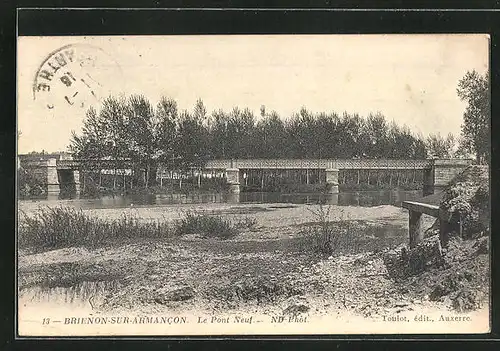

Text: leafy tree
xmin=254 ymin=111 xmax=287 ymax=158
xmin=208 ymin=109 xmax=230 ymax=159
xmin=314 ymin=112 xmax=341 ymax=159
xmin=364 ymin=113 xmax=389 ymax=158
xmin=193 ymin=98 xmax=208 ymax=123
xmin=425 ymin=133 xmax=456 ymax=159
xmin=156 ymin=96 xmax=179 ymax=166
xmin=287 ymin=107 xmax=317 ymax=158
xmin=457 ymin=70 xmax=490 ymax=164
xmin=127 ymin=95 xmax=160 ymax=187
xmin=233 ymin=107 xmax=256 ymax=158
xmin=176 ymin=108 xmax=209 ymax=171
xmin=70 ymin=93 xmax=444 ymax=192
xmin=338 ymin=113 xmax=365 ymax=158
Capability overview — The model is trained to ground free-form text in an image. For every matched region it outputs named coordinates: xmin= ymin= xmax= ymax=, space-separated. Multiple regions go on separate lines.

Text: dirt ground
xmin=18 ymin=203 xmax=489 ymax=322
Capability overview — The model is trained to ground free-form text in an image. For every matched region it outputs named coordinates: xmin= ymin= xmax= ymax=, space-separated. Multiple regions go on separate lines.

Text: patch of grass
xmin=234 ymin=216 xmax=258 ymax=231
xmin=18 ymin=207 xmax=176 ymax=252
xmin=18 ymin=207 xmax=254 ymax=252
xmin=175 ymin=210 xmax=238 ymax=239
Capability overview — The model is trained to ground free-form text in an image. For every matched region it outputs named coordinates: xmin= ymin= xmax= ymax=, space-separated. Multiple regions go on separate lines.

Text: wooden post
xmin=439 ymin=218 xmax=450 ymax=248
xmin=409 ymin=210 xmax=423 ymax=249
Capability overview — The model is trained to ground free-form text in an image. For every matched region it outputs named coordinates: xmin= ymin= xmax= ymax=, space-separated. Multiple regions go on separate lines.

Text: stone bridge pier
xmin=224 ymin=167 xmax=340 ymax=194
xmin=46 ymin=158 xmax=60 ymax=194
xmin=423 ymin=159 xmax=473 ymax=196
xmin=325 ymin=168 xmax=339 ymax=194
xmin=46 ymin=158 xmax=80 ymax=195
xmin=225 ymin=168 xmax=241 ymax=194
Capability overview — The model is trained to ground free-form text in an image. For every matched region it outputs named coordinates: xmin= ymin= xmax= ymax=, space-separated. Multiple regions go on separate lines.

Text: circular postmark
xmin=33 ymin=43 xmax=123 ymax=110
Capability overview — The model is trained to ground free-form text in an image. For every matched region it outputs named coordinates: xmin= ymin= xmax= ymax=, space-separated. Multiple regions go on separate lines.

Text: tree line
xmin=69 ymin=70 xmax=488 ymax=187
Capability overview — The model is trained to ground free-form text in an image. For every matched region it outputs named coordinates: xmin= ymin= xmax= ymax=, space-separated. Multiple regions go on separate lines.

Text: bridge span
xmin=18 ymin=156 xmax=473 ymax=196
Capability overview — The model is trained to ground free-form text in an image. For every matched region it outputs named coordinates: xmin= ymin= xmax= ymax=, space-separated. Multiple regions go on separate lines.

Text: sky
xmin=17 ymin=34 xmax=489 ymax=154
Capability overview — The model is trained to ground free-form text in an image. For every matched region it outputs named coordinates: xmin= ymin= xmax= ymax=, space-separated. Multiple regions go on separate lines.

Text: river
xmin=19 ymin=189 xmax=423 ymax=211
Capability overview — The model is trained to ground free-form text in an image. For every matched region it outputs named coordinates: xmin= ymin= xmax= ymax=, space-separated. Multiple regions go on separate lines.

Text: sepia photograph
xmin=16 ymin=34 xmax=491 ymax=336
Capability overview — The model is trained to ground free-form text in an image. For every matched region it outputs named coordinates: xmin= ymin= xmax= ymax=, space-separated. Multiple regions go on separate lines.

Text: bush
xmin=18 ymin=168 xmax=46 ymax=197
xmin=299 ymin=204 xmax=355 ymax=257
xmin=440 ymin=165 xmax=489 ymax=238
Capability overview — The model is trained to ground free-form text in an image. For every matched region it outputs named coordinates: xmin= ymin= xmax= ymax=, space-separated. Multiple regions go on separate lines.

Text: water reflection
xmin=20 ymin=190 xmax=423 ymax=209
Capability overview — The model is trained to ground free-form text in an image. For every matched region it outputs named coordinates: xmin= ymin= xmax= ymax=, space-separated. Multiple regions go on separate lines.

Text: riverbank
xmin=18 ymin=201 xmax=489 ymax=336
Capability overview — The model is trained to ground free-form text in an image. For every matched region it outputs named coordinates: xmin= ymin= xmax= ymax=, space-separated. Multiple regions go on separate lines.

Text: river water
xmin=19 ymin=189 xmax=422 ymax=210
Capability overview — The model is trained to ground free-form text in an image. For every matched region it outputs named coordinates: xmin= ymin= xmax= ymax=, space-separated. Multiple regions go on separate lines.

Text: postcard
xmin=17 ymin=34 xmax=491 ymax=336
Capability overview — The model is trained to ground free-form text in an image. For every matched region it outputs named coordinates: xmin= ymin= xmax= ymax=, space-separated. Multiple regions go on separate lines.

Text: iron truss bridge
xmin=51 ymin=158 xmax=436 ymax=170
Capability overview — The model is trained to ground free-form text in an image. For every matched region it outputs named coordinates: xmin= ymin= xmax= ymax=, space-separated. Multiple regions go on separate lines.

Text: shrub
xmin=18 ymin=168 xmax=46 ymax=197
xmin=299 ymin=204 xmax=355 ymax=257
xmin=440 ymin=165 xmax=489 ymax=238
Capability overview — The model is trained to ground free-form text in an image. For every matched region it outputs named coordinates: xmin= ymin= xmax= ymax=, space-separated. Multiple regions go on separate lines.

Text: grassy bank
xmin=17 ymin=203 xmax=395 ymax=258
xmin=18 ymin=207 xmax=257 ymax=252
xmin=17 ymin=198 xmax=489 ymax=318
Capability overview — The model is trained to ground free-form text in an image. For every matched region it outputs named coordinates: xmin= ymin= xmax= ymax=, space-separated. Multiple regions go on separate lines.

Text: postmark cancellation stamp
xmin=33 ymin=43 xmax=123 ymax=110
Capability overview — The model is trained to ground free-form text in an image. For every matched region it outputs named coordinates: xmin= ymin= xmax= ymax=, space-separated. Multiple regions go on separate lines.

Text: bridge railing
xmin=56 ymin=159 xmax=135 ymax=169
xmin=204 ymin=159 xmax=434 ymax=170
xmin=21 ymin=158 xmax=454 ymax=170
